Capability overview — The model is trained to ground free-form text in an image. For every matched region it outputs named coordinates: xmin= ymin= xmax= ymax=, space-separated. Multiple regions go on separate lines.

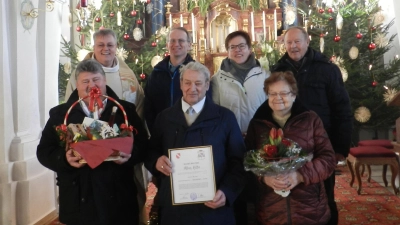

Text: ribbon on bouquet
xmin=88 ymin=87 xmax=104 ymax=112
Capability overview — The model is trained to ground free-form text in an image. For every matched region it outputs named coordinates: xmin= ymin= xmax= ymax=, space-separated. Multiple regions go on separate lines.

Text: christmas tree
xmin=303 ymin=0 xmax=400 ymax=140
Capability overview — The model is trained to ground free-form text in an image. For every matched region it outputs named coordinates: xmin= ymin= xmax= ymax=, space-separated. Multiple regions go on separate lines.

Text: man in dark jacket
xmin=272 ymin=26 xmax=353 ymax=225
xmin=37 ymin=59 xmax=148 ymax=225
xmin=145 ymin=61 xmax=246 ymax=225
xmin=144 ymin=27 xmax=195 ymax=133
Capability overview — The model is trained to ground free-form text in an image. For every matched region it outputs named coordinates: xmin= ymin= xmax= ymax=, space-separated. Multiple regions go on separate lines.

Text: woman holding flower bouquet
xmin=245 ymin=71 xmax=336 ymax=225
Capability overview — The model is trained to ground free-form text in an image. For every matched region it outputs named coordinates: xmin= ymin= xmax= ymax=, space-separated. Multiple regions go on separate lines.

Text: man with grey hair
xmin=65 ymin=28 xmax=144 ymax=118
xmin=272 ymin=26 xmax=352 ymax=225
xmin=38 ymin=59 xmax=148 ymax=225
xmin=145 ymin=61 xmax=246 ymax=224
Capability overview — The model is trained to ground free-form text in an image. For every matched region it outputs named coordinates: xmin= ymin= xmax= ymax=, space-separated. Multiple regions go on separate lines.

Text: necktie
xmin=185 ymin=107 xmax=196 ymax=126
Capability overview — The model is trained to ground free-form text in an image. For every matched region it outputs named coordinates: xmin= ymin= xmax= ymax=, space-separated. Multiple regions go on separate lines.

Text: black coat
xmin=272 ymin=47 xmax=353 ymax=157
xmin=145 ymin=98 xmax=246 ymax=225
xmin=144 ymin=54 xmax=195 ymax=133
xmin=37 ymin=86 xmax=148 ymax=225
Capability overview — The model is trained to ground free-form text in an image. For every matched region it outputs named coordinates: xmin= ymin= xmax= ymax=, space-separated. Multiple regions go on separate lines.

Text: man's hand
xmin=114 ymin=152 xmax=131 ymax=165
xmin=156 ymin=156 xmax=172 ymax=176
xmin=204 ymin=190 xmax=226 ymax=209
xmin=66 ymin=149 xmax=85 ymax=168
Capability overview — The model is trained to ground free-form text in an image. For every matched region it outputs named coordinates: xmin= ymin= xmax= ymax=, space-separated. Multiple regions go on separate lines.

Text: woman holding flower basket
xmin=244 ymin=71 xmax=336 ymax=225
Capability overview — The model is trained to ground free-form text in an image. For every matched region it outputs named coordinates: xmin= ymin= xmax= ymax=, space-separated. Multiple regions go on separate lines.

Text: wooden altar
xmin=167 ymin=0 xmax=282 ymax=75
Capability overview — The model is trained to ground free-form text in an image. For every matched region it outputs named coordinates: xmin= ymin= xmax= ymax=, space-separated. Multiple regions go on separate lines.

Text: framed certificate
xmin=169 ymin=145 xmax=216 ymax=205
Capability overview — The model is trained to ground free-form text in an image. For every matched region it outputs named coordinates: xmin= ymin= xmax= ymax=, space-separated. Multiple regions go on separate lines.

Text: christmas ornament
xmin=336 ymin=12 xmax=343 ymax=30
xmin=123 ymin=33 xmax=130 ymax=40
xmin=374 ymin=33 xmax=388 ymax=47
xmin=368 ymin=42 xmax=376 ymax=50
xmin=349 ymin=46 xmax=359 ymax=60
xmin=110 ymin=12 xmax=115 ymax=17
xmin=356 ymin=33 xmax=363 ymax=39
xmin=151 ymin=42 xmax=157 ymax=47
xmin=318 ymin=8 xmax=324 ymax=14
xmin=333 ymin=35 xmax=341 ymax=42
xmin=159 ymin=27 xmax=170 ymax=36
xmin=319 ymin=34 xmax=324 ymax=53
xmin=76 ymin=26 xmax=82 ymax=32
xmin=63 ymin=62 xmax=72 ymax=74
xmin=137 ymin=19 xmax=143 ymax=25
xmin=116 ymin=47 xmax=129 ymax=60
xmin=146 ymin=3 xmax=153 ymax=13
xmin=95 ymin=17 xmax=101 ymax=22
xmin=117 ymin=11 xmax=122 ymax=26
xmin=99 ymin=26 xmax=105 ymax=30
xmin=140 ymin=73 xmax=146 ymax=80
xmin=164 ymin=51 xmax=170 ymax=57
xmin=133 ymin=27 xmax=143 ymax=41
xmin=77 ymin=49 xmax=90 ymax=61
xmin=130 ymin=10 xmax=137 ymax=16
xmin=329 ymin=17 xmax=333 ymax=21
xmin=384 ymin=88 xmax=398 ymax=102
xmin=354 ymin=106 xmax=371 ymax=123
xmin=372 ymin=81 xmax=378 ymax=87
xmin=370 ymin=26 xmax=376 ymax=31
xmin=339 ymin=66 xmax=348 ymax=82
xmin=327 ymin=8 xmax=334 ymax=13
xmin=372 ymin=11 xmax=385 ymax=26
xmin=151 ymin=55 xmax=163 ymax=67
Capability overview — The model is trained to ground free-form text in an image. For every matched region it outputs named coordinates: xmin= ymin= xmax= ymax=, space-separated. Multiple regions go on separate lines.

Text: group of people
xmin=37 ymin=25 xmax=352 ymax=225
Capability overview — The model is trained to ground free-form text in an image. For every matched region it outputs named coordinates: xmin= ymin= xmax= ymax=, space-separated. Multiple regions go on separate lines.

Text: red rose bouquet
xmin=244 ymin=128 xmax=312 ymax=176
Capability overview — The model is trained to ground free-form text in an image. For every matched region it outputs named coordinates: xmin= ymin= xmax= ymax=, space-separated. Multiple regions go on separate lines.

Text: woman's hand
xmin=114 ymin=152 xmax=131 ymax=164
xmin=263 ymin=174 xmax=290 ymax=190
xmin=156 ymin=155 xmax=172 ymax=176
xmin=66 ymin=149 xmax=85 ymax=168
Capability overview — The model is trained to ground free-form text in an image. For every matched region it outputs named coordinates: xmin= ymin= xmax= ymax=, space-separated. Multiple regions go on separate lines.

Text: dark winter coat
xmin=37 ymin=86 xmax=148 ymax=225
xmin=144 ymin=54 xmax=195 ymax=133
xmin=272 ymin=47 xmax=352 ymax=157
xmin=145 ymin=97 xmax=246 ymax=225
xmin=245 ymin=100 xmax=336 ymax=225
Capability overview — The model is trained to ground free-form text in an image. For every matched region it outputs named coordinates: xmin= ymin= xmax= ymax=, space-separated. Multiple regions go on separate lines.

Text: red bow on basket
xmin=88 ymin=87 xmax=104 ymax=112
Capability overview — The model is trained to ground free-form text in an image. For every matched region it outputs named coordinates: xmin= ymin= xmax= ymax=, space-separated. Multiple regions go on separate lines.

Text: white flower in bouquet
xmin=259 ymin=56 xmax=270 ymax=71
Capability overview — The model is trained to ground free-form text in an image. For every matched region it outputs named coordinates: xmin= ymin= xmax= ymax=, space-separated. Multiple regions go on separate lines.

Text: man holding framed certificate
xmin=145 ymin=61 xmax=247 ymax=225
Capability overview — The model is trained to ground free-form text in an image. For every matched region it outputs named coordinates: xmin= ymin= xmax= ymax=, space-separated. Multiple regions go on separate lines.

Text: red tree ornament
xmin=130 ymin=10 xmax=137 ymax=16
xmin=368 ymin=42 xmax=376 ymax=50
xmin=137 ymin=19 xmax=143 ymax=25
xmin=123 ymin=33 xmax=130 ymax=40
xmin=319 ymin=33 xmax=325 ymax=37
xmin=99 ymin=26 xmax=105 ymax=30
xmin=164 ymin=52 xmax=170 ymax=57
xmin=319 ymin=8 xmax=325 ymax=13
xmin=95 ymin=17 xmax=101 ymax=22
xmin=372 ymin=81 xmax=378 ymax=87
xmin=333 ymin=35 xmax=341 ymax=42
xmin=327 ymin=8 xmax=334 ymax=13
xmin=329 ymin=17 xmax=333 ymax=21
xmin=356 ymin=33 xmax=363 ymax=39
xmin=76 ymin=26 xmax=82 ymax=32
xmin=140 ymin=73 xmax=146 ymax=80
xmin=151 ymin=42 xmax=157 ymax=47
xmin=110 ymin=12 xmax=115 ymax=17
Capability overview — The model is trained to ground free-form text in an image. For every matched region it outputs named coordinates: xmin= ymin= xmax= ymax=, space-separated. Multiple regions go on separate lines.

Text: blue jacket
xmin=272 ymin=47 xmax=353 ymax=157
xmin=145 ymin=97 xmax=246 ymax=225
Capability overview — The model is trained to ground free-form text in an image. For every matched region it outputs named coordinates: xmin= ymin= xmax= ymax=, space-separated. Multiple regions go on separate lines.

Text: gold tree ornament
xmin=374 ymin=33 xmax=388 ymax=48
xmin=354 ymin=106 xmax=371 ymax=123
xmin=384 ymin=88 xmax=398 ymax=103
xmin=117 ymin=48 xmax=129 ymax=60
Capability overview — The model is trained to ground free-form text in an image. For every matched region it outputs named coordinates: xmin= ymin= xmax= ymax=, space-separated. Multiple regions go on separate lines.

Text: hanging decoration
xmin=368 ymin=42 xmax=376 ymax=50
xmin=336 ymin=12 xmax=343 ymax=30
xmin=349 ymin=46 xmax=359 ymax=59
xmin=117 ymin=48 xmax=129 ymax=60
xmin=372 ymin=11 xmax=385 ymax=26
xmin=354 ymin=106 xmax=371 ymax=123
xmin=374 ymin=33 xmax=388 ymax=47
xmin=117 ymin=11 xmax=122 ymax=26
xmin=133 ymin=27 xmax=143 ymax=41
xmin=384 ymin=88 xmax=398 ymax=102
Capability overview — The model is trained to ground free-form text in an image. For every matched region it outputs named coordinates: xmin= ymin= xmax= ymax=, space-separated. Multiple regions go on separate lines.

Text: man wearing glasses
xmin=211 ymin=30 xmax=269 ymax=225
xmin=144 ymin=27 xmax=195 ymax=133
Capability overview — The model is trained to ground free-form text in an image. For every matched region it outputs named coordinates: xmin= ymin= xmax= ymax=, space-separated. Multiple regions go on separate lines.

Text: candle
xmin=274 ymin=9 xmax=277 ymax=40
xmin=250 ymin=12 xmax=255 ymax=42
xmin=81 ymin=0 xmax=88 ymax=7
xmin=205 ymin=39 xmax=207 ymax=49
xmin=169 ymin=14 xmax=172 ymax=28
xmin=191 ymin=13 xmax=195 ymax=43
xmin=262 ymin=11 xmax=266 ymax=42
xmin=180 ymin=14 xmax=183 ymax=27
xmin=211 ymin=38 xmax=214 ymax=51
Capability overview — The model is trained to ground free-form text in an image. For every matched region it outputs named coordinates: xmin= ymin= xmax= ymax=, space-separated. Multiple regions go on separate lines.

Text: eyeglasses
xmin=267 ymin=92 xmax=292 ymax=98
xmin=168 ymin=39 xmax=189 ymax=44
xmin=228 ymin=43 xmax=248 ymax=51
